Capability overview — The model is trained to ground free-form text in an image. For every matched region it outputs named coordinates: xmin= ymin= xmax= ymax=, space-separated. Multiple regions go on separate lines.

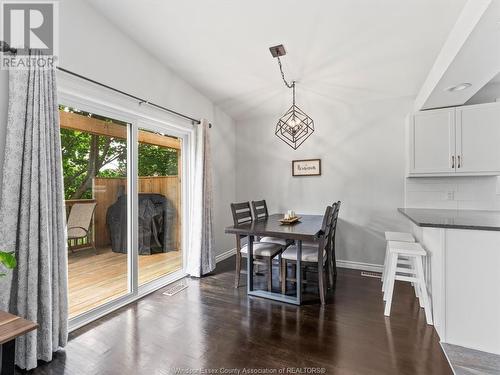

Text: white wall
xmin=236 ymin=97 xmax=413 ymax=266
xmin=0 ymin=0 xmax=237 ymax=256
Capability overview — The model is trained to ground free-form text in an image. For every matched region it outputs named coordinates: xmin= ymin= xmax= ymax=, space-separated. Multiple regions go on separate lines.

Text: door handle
xmin=451 ymin=155 xmax=455 ymax=169
xmin=458 ymin=155 xmax=461 ymax=168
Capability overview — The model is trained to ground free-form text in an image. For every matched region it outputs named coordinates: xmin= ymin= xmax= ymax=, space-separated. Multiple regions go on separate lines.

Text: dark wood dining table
xmin=225 ymin=213 xmax=325 ymax=305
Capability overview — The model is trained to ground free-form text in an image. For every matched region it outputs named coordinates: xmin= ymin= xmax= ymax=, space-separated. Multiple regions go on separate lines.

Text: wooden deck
xmin=68 ymin=247 xmax=182 ymax=318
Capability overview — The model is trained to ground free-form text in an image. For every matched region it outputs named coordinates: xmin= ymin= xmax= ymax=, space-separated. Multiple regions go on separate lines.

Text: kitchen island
xmin=398 ymin=208 xmax=500 ymax=355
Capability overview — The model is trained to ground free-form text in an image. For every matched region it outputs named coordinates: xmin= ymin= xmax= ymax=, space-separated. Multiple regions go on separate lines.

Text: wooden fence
xmin=93 ymin=176 xmax=181 ymax=250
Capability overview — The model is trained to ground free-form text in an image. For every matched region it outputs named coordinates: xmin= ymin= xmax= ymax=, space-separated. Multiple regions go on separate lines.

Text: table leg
xmin=1 ymin=339 xmax=15 ymax=375
xmin=247 ymin=235 xmax=254 ymax=292
xmin=296 ymin=239 xmax=302 ymax=304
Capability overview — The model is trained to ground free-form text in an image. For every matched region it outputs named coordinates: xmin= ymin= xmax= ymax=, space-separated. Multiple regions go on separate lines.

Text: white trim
xmin=336 ymin=260 xmax=383 ymax=273
xmin=216 ymin=248 xmax=236 ymax=263
xmin=214 ymin=250 xmax=384 ymax=273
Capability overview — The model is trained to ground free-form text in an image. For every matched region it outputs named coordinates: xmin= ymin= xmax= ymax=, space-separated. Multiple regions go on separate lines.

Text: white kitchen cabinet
xmin=409 ymin=108 xmax=455 ymax=174
xmin=456 ymin=102 xmax=500 ymax=174
xmin=408 ymin=102 xmax=500 ymax=177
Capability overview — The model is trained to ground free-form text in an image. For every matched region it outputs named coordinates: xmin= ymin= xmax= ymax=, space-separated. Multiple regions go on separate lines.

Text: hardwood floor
xmin=30 ymin=257 xmax=451 ymax=374
xmin=68 ymin=247 xmax=182 ymax=318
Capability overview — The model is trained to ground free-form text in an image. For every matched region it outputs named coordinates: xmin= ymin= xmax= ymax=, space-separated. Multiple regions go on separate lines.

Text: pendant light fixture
xmin=270 ymin=44 xmax=314 ymax=150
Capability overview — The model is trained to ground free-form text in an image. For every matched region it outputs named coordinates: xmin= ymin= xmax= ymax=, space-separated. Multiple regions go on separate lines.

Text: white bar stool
xmin=383 ymin=240 xmax=433 ymax=325
xmin=382 ymin=232 xmax=415 ymax=290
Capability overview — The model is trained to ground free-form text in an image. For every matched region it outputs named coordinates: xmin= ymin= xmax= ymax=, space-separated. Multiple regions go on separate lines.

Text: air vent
xmin=162 ymin=281 xmax=188 ymax=296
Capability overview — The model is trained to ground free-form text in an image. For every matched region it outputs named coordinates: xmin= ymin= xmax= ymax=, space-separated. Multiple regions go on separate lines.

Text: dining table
xmin=225 ymin=213 xmax=325 ymax=305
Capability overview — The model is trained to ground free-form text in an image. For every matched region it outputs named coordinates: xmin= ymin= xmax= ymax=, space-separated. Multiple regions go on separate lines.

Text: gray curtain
xmin=187 ymin=119 xmax=215 ymax=277
xmin=0 ymin=51 xmax=68 ymax=370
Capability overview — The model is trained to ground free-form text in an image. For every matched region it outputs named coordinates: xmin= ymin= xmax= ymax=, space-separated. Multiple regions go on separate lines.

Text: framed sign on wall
xmin=292 ymin=159 xmax=321 ymax=176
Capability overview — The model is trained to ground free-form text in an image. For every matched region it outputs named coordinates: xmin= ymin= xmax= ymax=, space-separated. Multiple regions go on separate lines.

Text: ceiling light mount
xmin=269 ymin=44 xmax=286 ymax=58
xmin=446 ymin=83 xmax=472 ymax=92
xmin=270 ymin=44 xmax=314 ymax=150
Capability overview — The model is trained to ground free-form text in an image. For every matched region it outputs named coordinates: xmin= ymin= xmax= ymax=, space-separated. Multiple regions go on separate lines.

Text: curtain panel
xmin=186 ymin=119 xmax=215 ymax=277
xmin=0 ymin=51 xmax=68 ymax=370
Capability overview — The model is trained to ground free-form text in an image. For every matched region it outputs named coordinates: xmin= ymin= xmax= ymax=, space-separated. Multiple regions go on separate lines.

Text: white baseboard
xmin=336 ymin=260 xmax=383 ymax=273
xmin=216 ymin=248 xmax=236 ymax=263
xmin=216 ymin=249 xmax=383 ymax=274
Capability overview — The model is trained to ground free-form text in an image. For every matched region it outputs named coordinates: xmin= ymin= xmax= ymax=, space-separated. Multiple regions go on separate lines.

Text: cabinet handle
xmin=458 ymin=155 xmax=461 ymax=168
xmin=451 ymin=155 xmax=455 ymax=169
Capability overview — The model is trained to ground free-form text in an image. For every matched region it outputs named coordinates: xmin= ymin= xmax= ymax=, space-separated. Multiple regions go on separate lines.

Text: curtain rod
xmin=57 ymin=67 xmax=212 ymax=127
xmin=0 ymin=41 xmax=211 ymax=127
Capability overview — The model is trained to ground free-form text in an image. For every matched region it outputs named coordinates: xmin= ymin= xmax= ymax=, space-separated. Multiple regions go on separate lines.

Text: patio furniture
xmin=67 ymin=202 xmax=97 ymax=253
xmin=106 ymin=193 xmax=174 ymax=255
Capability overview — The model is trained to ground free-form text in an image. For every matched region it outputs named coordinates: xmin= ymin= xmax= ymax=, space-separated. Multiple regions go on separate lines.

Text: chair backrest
xmin=251 ymin=200 xmax=269 ymax=221
xmin=331 ymin=201 xmax=341 ymax=239
xmin=317 ymin=206 xmax=334 ymax=259
xmin=67 ymin=202 xmax=97 ymax=235
xmin=230 ymin=201 xmax=253 ymax=226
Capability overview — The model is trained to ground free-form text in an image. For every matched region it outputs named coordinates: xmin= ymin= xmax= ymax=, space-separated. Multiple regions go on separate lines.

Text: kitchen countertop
xmin=398 ymin=208 xmax=500 ymax=231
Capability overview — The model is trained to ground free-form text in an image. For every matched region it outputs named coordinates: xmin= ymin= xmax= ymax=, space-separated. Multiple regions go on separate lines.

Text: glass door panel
xmin=137 ymin=127 xmax=183 ymax=285
xmin=60 ymin=105 xmax=131 ymax=318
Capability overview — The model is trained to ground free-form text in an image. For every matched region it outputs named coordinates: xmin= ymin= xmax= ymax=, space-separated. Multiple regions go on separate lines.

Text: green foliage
xmin=61 ymin=128 xmax=127 ymax=199
xmin=60 ymin=106 xmax=179 ymax=200
xmin=0 ymin=251 xmax=16 ymax=278
xmin=138 ymin=143 xmax=178 ymax=176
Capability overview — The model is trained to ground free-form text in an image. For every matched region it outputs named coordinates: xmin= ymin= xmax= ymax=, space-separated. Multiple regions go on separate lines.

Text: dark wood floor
xmin=22 ymin=257 xmax=451 ymax=375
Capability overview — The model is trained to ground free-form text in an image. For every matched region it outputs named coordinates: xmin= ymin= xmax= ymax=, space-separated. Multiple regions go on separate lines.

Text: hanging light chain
xmin=277 ymin=56 xmax=296 ymax=106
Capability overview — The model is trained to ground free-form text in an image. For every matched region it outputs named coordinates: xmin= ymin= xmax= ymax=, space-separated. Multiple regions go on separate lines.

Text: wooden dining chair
xmin=231 ymin=201 xmax=284 ymax=290
xmin=251 ymin=200 xmax=288 ymax=246
xmin=280 ymin=205 xmax=334 ymax=305
xmin=329 ymin=201 xmax=341 ymax=283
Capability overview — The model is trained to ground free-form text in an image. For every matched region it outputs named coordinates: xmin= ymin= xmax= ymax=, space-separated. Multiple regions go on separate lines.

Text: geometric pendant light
xmin=270 ymin=44 xmax=314 ymax=150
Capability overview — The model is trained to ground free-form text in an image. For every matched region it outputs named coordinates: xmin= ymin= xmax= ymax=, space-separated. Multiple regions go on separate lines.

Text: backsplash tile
xmin=405 ymin=176 xmax=500 ymax=210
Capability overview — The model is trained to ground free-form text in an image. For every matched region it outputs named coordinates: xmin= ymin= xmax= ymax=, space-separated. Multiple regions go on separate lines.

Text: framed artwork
xmin=292 ymin=159 xmax=321 ymax=176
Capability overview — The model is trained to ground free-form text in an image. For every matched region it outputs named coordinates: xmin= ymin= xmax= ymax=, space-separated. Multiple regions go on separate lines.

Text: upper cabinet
xmin=408 ymin=102 xmax=500 ymax=177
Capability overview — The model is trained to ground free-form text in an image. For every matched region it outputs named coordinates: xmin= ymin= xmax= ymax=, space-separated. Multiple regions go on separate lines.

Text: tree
xmin=60 ymin=106 xmax=179 ymax=200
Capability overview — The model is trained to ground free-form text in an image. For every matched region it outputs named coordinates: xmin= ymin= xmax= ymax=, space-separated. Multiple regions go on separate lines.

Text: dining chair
xmin=329 ymin=201 xmax=341 ymax=284
xmin=251 ymin=200 xmax=288 ymax=246
xmin=231 ymin=201 xmax=284 ymax=290
xmin=280 ymin=205 xmax=334 ymax=305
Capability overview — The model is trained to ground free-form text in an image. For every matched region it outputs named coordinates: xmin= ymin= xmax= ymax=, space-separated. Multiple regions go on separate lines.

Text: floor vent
xmin=361 ymin=271 xmax=382 ymax=279
xmin=162 ymin=281 xmax=188 ymax=296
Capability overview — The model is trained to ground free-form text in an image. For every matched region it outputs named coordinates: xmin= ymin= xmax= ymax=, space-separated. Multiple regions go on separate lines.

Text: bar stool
xmin=382 ymin=232 xmax=415 ymax=290
xmin=383 ymin=240 xmax=433 ymax=325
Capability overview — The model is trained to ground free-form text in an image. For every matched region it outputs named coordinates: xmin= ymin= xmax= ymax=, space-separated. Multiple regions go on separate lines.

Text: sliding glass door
xmin=60 ymin=105 xmax=131 ymax=319
xmin=136 ymin=127 xmax=183 ymax=286
xmin=59 ymin=95 xmax=190 ymax=324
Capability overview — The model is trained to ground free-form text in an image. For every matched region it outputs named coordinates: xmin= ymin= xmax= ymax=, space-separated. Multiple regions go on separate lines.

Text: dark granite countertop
xmin=398 ymin=208 xmax=500 ymax=231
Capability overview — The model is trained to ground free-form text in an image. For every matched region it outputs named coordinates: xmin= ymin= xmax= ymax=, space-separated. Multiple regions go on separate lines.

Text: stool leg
xmin=415 ymin=256 xmax=433 ymax=325
xmin=384 ymin=253 xmax=398 ymax=316
xmin=383 ymin=253 xmax=397 ymax=300
xmin=382 ymin=243 xmax=390 ymax=290
xmin=411 ymin=256 xmax=423 ymax=307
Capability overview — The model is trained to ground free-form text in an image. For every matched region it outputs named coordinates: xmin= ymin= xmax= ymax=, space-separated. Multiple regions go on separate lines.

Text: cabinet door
xmin=456 ymin=103 xmax=500 ymax=174
xmin=410 ymin=108 xmax=456 ymax=174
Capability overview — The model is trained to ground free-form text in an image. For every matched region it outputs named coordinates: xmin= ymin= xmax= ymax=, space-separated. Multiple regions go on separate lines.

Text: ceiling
xmin=85 ymin=0 xmax=468 ymax=121
xmin=417 ymin=0 xmax=500 ymax=110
